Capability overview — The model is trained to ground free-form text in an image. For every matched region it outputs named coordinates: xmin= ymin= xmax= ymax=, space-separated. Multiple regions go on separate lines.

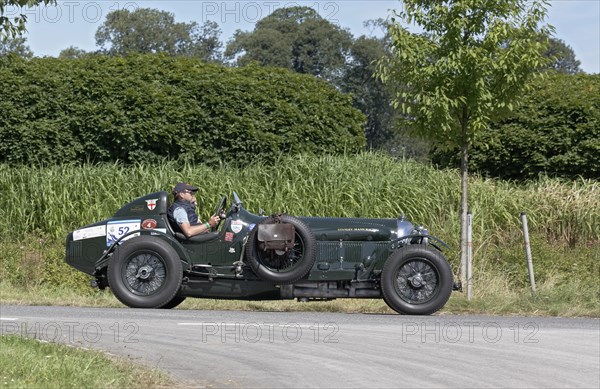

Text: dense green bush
xmin=433 ymin=73 xmax=600 ymax=180
xmin=0 ymin=54 xmax=366 ymax=164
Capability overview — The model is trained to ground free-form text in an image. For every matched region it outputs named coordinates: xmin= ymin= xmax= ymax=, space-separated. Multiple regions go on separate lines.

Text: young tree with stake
xmin=376 ymin=0 xmax=551 ymax=288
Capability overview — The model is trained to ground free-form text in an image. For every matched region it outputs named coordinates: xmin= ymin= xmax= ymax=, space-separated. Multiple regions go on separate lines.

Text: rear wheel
xmin=108 ymin=236 xmax=183 ymax=308
xmin=381 ymin=245 xmax=453 ymax=315
xmin=245 ymin=215 xmax=316 ymax=283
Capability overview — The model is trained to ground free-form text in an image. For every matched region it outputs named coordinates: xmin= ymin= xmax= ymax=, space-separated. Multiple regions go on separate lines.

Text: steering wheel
xmin=213 ymin=195 xmax=227 ymax=227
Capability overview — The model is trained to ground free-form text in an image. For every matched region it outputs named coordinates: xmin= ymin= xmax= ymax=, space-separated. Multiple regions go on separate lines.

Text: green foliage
xmin=0 ymin=0 xmax=55 ymax=39
xmin=225 ymin=9 xmax=404 ymax=151
xmin=434 ymin=73 xmax=600 ymax=179
xmin=543 ymin=36 xmax=581 ymax=74
xmin=225 ymin=6 xmax=353 ymax=81
xmin=342 ymin=31 xmax=395 ymax=149
xmin=377 ymin=0 xmax=552 ymax=147
xmin=0 ymin=54 xmax=366 ymax=165
xmin=0 ymin=154 xmax=597 ymax=246
xmin=0 ymin=35 xmax=31 ymax=58
xmin=95 ymin=8 xmax=222 ymax=62
xmin=58 ymin=46 xmax=87 ymax=59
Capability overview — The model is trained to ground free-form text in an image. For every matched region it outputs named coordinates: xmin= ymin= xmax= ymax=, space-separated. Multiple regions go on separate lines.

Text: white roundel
xmin=230 ymin=220 xmax=244 ymax=234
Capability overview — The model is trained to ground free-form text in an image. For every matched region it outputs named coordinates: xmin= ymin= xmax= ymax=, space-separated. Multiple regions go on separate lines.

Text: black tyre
xmin=245 ymin=215 xmax=316 ymax=283
xmin=381 ymin=245 xmax=453 ymax=315
xmin=107 ymin=236 xmax=183 ymax=308
xmin=160 ymin=295 xmax=186 ymax=309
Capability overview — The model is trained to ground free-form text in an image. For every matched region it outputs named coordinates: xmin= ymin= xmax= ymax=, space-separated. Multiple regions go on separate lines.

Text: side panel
xmin=66 ymin=191 xmax=187 ymax=275
xmin=308 ymin=241 xmax=390 ymax=281
xmin=180 ymin=208 xmax=263 ymax=267
xmin=65 ymin=220 xmax=110 ymax=275
xmin=113 ymin=191 xmax=169 ymax=218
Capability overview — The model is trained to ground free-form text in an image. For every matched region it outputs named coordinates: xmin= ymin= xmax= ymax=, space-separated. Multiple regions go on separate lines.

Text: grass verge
xmin=0 ymin=335 xmax=172 ymax=389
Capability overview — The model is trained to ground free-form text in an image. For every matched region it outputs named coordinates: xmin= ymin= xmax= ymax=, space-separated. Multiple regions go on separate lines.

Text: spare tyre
xmin=245 ymin=214 xmax=316 ymax=283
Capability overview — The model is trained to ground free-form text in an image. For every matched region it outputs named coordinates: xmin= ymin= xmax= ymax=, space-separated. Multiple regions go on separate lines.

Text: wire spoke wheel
xmin=382 ymin=245 xmax=453 ymax=315
xmin=123 ymin=252 xmax=167 ymax=296
xmin=395 ymin=259 xmax=439 ymax=304
xmin=108 ymin=236 xmax=183 ymax=308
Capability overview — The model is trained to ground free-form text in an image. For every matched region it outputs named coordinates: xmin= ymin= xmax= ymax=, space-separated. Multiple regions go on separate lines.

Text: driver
xmin=167 ymin=182 xmax=220 ymax=238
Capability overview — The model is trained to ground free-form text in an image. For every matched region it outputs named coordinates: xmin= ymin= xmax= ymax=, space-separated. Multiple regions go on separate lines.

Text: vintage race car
xmin=65 ymin=191 xmax=457 ymax=314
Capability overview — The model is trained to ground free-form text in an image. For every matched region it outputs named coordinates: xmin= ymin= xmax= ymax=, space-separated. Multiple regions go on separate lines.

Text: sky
xmin=7 ymin=0 xmax=600 ymax=73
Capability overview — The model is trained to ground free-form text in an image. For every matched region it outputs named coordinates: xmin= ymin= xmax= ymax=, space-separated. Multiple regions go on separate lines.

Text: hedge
xmin=433 ymin=73 xmax=599 ymax=180
xmin=0 ymin=54 xmax=366 ymax=165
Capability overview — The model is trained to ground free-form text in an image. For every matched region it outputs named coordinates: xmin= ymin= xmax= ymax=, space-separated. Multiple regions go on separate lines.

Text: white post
xmin=520 ymin=212 xmax=536 ymax=294
xmin=466 ymin=211 xmax=473 ymax=300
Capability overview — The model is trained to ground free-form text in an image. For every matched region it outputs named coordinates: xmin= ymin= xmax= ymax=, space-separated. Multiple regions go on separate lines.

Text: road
xmin=1 ymin=305 xmax=598 ymax=388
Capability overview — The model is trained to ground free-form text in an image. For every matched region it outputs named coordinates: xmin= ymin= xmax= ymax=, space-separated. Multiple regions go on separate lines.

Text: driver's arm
xmin=179 ymin=221 xmax=209 ymax=238
xmin=179 ymin=214 xmax=220 ymax=238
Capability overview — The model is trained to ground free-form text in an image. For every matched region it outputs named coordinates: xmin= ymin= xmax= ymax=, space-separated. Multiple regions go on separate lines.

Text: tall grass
xmin=1 ymin=153 xmax=598 ymax=316
xmin=1 ymin=153 xmax=597 ymax=244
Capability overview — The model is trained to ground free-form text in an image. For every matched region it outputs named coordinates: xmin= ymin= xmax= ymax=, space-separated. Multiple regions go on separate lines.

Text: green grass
xmin=0 ymin=153 xmax=598 ymax=317
xmin=1 ymin=153 xmax=597 ymax=244
xmin=0 ymin=335 xmax=172 ymax=389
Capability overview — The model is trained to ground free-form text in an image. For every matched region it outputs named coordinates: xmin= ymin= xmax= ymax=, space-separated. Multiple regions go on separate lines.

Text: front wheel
xmin=381 ymin=245 xmax=453 ymax=315
xmin=160 ymin=295 xmax=186 ymax=309
xmin=107 ymin=236 xmax=183 ymax=308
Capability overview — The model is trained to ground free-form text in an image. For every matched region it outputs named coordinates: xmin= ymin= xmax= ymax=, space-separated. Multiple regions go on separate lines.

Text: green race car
xmin=65 ymin=191 xmax=457 ymax=314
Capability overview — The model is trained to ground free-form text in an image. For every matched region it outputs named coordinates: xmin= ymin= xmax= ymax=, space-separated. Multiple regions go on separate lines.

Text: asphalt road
xmin=1 ymin=305 xmax=598 ymax=388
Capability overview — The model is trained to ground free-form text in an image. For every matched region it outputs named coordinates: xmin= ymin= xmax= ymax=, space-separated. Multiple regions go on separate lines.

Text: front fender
xmin=94 ymin=230 xmax=191 ymax=273
xmin=390 ymin=235 xmax=450 ymax=251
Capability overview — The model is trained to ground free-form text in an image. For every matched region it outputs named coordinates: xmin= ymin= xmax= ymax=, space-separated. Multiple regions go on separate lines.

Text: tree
xmin=343 ymin=33 xmax=395 ymax=148
xmin=0 ymin=35 xmax=31 ymax=58
xmin=342 ymin=19 xmax=430 ymax=157
xmin=543 ymin=36 xmax=581 ymax=74
xmin=95 ymin=8 xmax=222 ymax=62
xmin=1 ymin=0 xmax=55 ymax=38
xmin=225 ymin=6 xmax=352 ymax=81
xmin=58 ymin=46 xmax=87 ymax=59
xmin=227 ymin=11 xmax=401 ymax=148
xmin=376 ymin=0 xmax=551 ymax=288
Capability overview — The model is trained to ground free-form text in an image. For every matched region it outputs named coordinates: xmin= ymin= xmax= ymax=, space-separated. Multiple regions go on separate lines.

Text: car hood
xmin=299 ymin=216 xmax=414 ymax=241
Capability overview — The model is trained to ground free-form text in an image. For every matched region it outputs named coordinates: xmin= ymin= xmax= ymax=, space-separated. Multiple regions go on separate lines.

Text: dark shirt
xmin=167 ymin=200 xmax=199 ymax=234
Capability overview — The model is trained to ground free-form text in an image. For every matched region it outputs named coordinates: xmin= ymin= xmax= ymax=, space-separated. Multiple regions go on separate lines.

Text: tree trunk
xmin=459 ymin=108 xmax=469 ymax=290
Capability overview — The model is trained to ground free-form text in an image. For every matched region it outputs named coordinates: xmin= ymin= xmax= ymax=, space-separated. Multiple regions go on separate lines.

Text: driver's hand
xmin=209 ymin=215 xmax=220 ymax=227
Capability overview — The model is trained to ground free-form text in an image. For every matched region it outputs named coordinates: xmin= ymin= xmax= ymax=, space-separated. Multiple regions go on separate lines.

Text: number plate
xmin=106 ymin=220 xmax=141 ymax=247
